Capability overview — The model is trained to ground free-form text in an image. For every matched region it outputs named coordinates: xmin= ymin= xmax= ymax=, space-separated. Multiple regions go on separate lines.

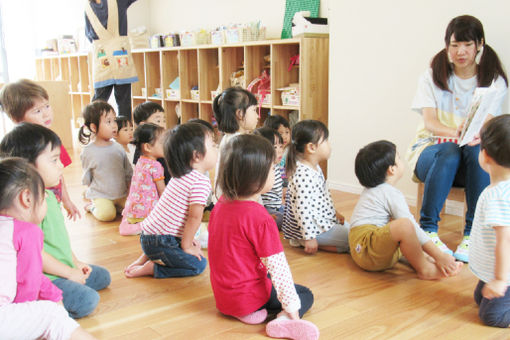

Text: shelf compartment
xmin=245 ymin=44 xmax=270 ymax=89
xmin=164 ymin=101 xmax=180 ymax=129
xmin=180 ymin=102 xmax=199 ymax=122
xmin=145 ymin=51 xmax=161 ymax=99
xmin=220 ymin=46 xmax=244 ymax=89
xmin=78 ymin=55 xmax=90 ymax=93
xmin=271 ymin=42 xmax=299 ymax=106
xmin=199 ymin=103 xmax=214 ymax=124
xmin=131 ymin=52 xmax=146 ymax=97
xmin=179 ymin=49 xmax=198 ymax=100
xmin=69 ymin=57 xmax=80 ymax=93
xmin=198 ymin=48 xmax=219 ymax=102
xmin=162 ymin=50 xmax=179 ymax=99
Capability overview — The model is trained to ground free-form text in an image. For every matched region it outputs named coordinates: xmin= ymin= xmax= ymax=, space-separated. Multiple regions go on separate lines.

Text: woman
xmin=407 ymin=15 xmax=508 ymax=263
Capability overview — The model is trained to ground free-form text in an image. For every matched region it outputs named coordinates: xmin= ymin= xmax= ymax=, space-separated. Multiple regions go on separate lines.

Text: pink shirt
xmin=0 ymin=216 xmax=62 ymax=306
xmin=123 ymin=156 xmax=164 ymax=219
xmin=141 ymin=170 xmax=211 ymax=236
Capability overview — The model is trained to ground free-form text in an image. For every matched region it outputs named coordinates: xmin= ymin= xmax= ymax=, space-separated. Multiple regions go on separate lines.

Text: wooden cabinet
xmin=131 ymin=36 xmax=329 ymax=129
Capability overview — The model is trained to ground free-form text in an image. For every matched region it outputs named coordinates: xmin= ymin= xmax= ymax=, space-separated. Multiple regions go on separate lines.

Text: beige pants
xmin=92 ymin=197 xmax=126 ymax=222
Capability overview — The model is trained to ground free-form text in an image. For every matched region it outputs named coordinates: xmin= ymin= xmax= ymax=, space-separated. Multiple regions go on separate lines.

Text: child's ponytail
xmin=78 ymin=124 xmax=92 ymax=145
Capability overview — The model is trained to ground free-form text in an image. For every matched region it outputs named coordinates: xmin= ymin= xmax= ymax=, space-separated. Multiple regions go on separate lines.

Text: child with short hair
xmin=0 ymin=78 xmax=80 ymax=220
xmin=254 ymin=127 xmax=285 ymax=228
xmin=120 ymin=123 xmax=165 ymax=236
xmin=132 ymin=101 xmax=170 ymax=183
xmin=124 ymin=122 xmax=217 ymax=278
xmin=209 ymin=134 xmax=319 ymax=340
xmin=351 ymin=140 xmax=463 ymax=280
xmin=470 ymin=114 xmax=510 ymax=327
xmin=282 ymin=120 xmax=349 ymax=254
xmin=0 ymin=158 xmax=95 ymax=339
xmin=114 ymin=116 xmax=135 ymax=167
xmin=0 ymin=123 xmax=111 ymax=319
xmin=264 ymin=114 xmax=291 ymax=187
xmin=79 ymin=101 xmax=133 ymax=222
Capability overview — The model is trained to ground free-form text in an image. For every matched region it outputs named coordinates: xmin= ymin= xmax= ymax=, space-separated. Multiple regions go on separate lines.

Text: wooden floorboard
xmin=60 ymin=152 xmax=508 ymax=339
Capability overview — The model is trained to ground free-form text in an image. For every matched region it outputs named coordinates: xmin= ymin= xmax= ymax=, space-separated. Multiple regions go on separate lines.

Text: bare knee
xmin=389 ymin=218 xmax=415 ymax=240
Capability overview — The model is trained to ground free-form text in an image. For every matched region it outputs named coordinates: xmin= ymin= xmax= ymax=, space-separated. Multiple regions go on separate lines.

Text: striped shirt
xmin=141 ymin=170 xmax=211 ymax=236
xmin=470 ymin=179 xmax=510 ymax=285
xmin=261 ymin=164 xmax=283 ymax=210
xmin=282 ymin=161 xmax=339 ymax=240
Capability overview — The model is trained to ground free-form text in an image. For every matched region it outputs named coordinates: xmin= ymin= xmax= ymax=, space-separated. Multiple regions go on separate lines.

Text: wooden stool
xmin=415 ymin=182 xmax=467 ymax=221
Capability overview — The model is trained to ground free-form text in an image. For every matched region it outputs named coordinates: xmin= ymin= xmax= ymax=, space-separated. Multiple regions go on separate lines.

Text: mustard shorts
xmin=349 ymin=223 xmax=401 ymax=271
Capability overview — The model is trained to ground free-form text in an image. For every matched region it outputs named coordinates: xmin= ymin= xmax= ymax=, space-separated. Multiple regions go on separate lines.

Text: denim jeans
xmin=260 ymin=284 xmax=314 ymax=318
xmin=140 ymin=233 xmax=207 ymax=278
xmin=52 ymin=264 xmax=111 ymax=319
xmin=414 ymin=142 xmax=489 ymax=235
xmin=474 ymin=280 xmax=510 ymax=328
xmin=316 ymin=223 xmax=350 ymax=253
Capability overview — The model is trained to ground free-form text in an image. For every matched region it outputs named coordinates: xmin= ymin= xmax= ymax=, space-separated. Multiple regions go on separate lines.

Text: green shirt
xmin=40 ymin=190 xmax=75 ymax=280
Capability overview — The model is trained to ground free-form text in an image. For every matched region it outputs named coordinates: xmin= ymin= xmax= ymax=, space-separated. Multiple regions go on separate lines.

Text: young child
xmin=209 ymin=134 xmax=319 ymax=340
xmin=114 ymin=116 xmax=135 ymax=167
xmin=0 ymin=78 xmax=80 ymax=220
xmin=0 ymin=158 xmax=95 ymax=340
xmin=79 ymin=101 xmax=133 ymax=222
xmin=124 ymin=122 xmax=217 ymax=278
xmin=264 ymin=114 xmax=291 ymax=187
xmin=132 ymin=101 xmax=170 ymax=183
xmin=119 ymin=123 xmax=166 ymax=236
xmin=351 ymin=140 xmax=463 ymax=280
xmin=470 ymin=115 xmax=510 ymax=327
xmin=282 ymin=120 xmax=349 ymax=254
xmin=0 ymin=123 xmax=111 ymax=319
xmin=254 ymin=127 xmax=285 ymax=228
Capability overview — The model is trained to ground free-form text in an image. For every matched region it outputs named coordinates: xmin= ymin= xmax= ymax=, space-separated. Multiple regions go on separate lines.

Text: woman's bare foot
xmin=125 ymin=260 xmax=155 ymax=278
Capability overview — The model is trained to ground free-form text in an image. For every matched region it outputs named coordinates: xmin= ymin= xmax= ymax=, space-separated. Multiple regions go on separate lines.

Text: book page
xmin=458 ymin=86 xmax=497 ymax=146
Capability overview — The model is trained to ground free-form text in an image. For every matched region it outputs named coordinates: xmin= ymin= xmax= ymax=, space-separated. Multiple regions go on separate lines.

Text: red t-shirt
xmin=208 ymin=197 xmax=283 ymax=317
xmin=60 ymin=145 xmax=72 ymax=167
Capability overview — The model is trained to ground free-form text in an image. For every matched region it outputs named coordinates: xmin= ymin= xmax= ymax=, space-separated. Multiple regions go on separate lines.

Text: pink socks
xmin=266 ymin=317 xmax=320 ymax=340
xmin=119 ymin=218 xmax=142 ymax=236
xmin=236 ymin=309 xmax=268 ymax=324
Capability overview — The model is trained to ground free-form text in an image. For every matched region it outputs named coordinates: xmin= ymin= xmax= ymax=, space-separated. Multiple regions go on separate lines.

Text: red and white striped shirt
xmin=141 ymin=170 xmax=211 ymax=236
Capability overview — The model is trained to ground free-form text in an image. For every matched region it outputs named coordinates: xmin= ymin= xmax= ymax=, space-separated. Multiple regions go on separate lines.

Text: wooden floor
xmin=61 ymin=152 xmax=508 ymax=339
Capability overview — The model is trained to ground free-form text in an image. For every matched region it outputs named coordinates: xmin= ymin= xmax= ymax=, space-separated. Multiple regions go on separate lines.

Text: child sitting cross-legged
xmin=350 ymin=140 xmax=463 ymax=280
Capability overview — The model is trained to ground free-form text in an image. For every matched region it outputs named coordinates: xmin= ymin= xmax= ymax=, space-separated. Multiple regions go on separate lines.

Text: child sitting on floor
xmin=350 ymin=140 xmax=463 ymax=280
xmin=120 ymin=124 xmax=166 ymax=236
xmin=114 ymin=116 xmax=135 ymax=167
xmin=470 ymin=115 xmax=510 ymax=327
xmin=264 ymin=114 xmax=291 ymax=187
xmin=125 ymin=122 xmax=217 ymax=278
xmin=0 ymin=123 xmax=111 ymax=319
xmin=79 ymin=101 xmax=133 ymax=222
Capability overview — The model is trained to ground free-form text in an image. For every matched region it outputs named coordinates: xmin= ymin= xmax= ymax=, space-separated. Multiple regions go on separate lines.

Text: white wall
xmin=328 ymin=1 xmax=510 ymax=205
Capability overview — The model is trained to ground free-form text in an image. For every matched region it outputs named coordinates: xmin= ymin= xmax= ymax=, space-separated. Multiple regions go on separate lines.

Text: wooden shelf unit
xmin=131 ymin=36 xmax=329 ymax=129
xmin=35 ymin=53 xmax=93 ymax=128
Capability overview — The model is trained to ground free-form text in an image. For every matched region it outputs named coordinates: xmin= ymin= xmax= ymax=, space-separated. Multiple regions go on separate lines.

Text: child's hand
xmin=336 ymin=210 xmax=345 ymax=224
xmin=75 ymin=260 xmax=92 ymax=278
xmin=483 ymin=279 xmax=508 ymax=299
xmin=68 ymin=268 xmax=88 ymax=284
xmin=63 ymin=199 xmax=82 ymax=221
xmin=182 ymin=239 xmax=204 ymax=260
xmin=304 ymin=239 xmax=318 ymax=254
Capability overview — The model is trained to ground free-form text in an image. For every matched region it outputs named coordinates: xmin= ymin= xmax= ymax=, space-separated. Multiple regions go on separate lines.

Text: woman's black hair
xmin=133 ymin=101 xmax=164 ymax=125
xmin=431 ymin=15 xmax=508 ymax=91
xmin=354 ymin=140 xmax=397 ymax=188
xmin=213 ymin=87 xmax=258 ymax=133
xmin=116 ymin=116 xmax=133 ymax=131
xmin=286 ymin=120 xmax=329 ymax=178
xmin=480 ymin=114 xmax=510 ymax=168
xmin=217 ymin=134 xmax=274 ymax=200
xmin=254 ymin=126 xmax=283 ymax=145
xmin=79 ymin=100 xmax=114 ymax=145
xmin=0 ymin=122 xmax=61 ymax=164
xmin=131 ymin=123 xmax=165 ymax=156
xmin=164 ymin=122 xmax=210 ymax=178
xmin=0 ymin=157 xmax=45 ymax=213
xmin=263 ymin=114 xmax=290 ymax=130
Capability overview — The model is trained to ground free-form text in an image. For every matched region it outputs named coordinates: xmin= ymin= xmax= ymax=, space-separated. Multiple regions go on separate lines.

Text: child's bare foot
xmin=125 ymin=260 xmax=155 ymax=278
xmin=125 ymin=254 xmax=149 ymax=273
xmin=417 ymin=261 xmax=463 ymax=280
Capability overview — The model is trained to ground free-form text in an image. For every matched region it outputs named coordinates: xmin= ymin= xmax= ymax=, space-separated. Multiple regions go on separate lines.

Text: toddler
xmin=209 ymin=134 xmax=319 ymax=340
xmin=79 ymin=101 xmax=133 ymax=222
xmin=350 ymin=140 xmax=463 ymax=280
xmin=470 ymin=115 xmax=510 ymax=327
xmin=0 ymin=123 xmax=111 ymax=319
xmin=120 ymin=123 xmax=166 ymax=236
xmin=0 ymin=158 xmax=95 ymax=339
xmin=282 ymin=120 xmax=349 ymax=254
xmin=254 ymin=127 xmax=285 ymax=228
xmin=133 ymin=101 xmax=170 ymax=183
xmin=125 ymin=122 xmax=217 ymax=278
xmin=0 ymin=78 xmax=80 ymax=220
xmin=114 ymin=116 xmax=135 ymax=167
xmin=264 ymin=114 xmax=291 ymax=187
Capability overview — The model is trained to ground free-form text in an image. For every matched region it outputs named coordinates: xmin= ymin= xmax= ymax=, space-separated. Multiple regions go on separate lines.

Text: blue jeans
xmin=140 ymin=233 xmax=207 ymax=278
xmin=316 ymin=223 xmax=350 ymax=253
xmin=52 ymin=264 xmax=111 ymax=319
xmin=474 ymin=280 xmax=510 ymax=328
xmin=414 ymin=142 xmax=489 ymax=235
xmin=260 ymin=284 xmax=314 ymax=318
